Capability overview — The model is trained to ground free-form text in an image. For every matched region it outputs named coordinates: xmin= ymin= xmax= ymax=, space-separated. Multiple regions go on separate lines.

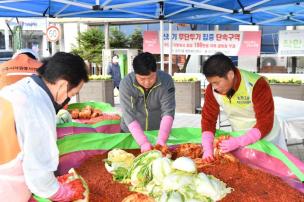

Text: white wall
xmin=186 ymin=55 xmax=201 ymax=73
xmin=238 ymin=56 xmax=259 ymax=72
xmin=63 ymin=23 xmax=88 ymax=52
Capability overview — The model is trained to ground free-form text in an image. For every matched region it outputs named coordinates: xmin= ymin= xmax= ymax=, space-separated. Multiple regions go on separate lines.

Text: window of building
xmin=0 ymin=30 xmax=5 ymax=49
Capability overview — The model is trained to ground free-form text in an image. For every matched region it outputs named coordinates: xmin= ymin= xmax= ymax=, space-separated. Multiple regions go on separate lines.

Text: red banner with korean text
xmin=143 ymin=31 xmax=160 ymax=54
xmin=143 ymin=31 xmax=261 ymax=56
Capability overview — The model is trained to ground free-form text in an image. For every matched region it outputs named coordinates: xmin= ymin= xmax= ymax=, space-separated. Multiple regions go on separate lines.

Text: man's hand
xmin=140 ymin=142 xmax=153 ymax=153
xmin=219 ymin=137 xmax=240 ymax=153
xmin=50 ymin=178 xmax=85 ymax=201
xmin=202 ymin=131 xmax=215 ymax=162
xmin=219 ymin=128 xmax=262 ymax=153
xmin=68 ymin=179 xmax=86 ymax=200
xmin=127 ymin=120 xmax=152 ymax=152
xmin=202 ymin=148 xmax=214 ymax=163
xmin=156 ymin=115 xmax=174 ymax=146
xmin=156 ymin=139 xmax=166 ymax=146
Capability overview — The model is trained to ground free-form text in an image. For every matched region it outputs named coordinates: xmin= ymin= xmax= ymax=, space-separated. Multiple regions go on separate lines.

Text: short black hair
xmin=203 ymin=53 xmax=236 ymax=78
xmin=37 ymin=52 xmax=89 ymax=90
xmin=133 ymin=52 xmax=157 ymax=75
xmin=40 ymin=56 xmax=51 ymax=64
xmin=112 ymin=54 xmax=119 ymax=59
xmin=22 ymin=52 xmax=37 ymax=60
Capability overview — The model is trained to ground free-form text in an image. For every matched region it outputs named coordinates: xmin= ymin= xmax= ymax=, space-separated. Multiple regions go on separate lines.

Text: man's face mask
xmin=54 ymin=97 xmax=70 ymax=113
xmin=54 ymin=83 xmax=71 ymax=113
xmin=112 ymin=56 xmax=119 ymax=64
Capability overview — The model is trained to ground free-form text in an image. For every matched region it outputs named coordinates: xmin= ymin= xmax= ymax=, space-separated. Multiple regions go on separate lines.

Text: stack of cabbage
xmin=105 ymin=149 xmax=232 ymax=202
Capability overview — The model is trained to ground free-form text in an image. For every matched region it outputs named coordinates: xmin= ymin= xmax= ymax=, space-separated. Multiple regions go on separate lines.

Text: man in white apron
xmin=201 ymin=53 xmax=287 ymax=162
xmin=0 ymin=52 xmax=88 ymax=201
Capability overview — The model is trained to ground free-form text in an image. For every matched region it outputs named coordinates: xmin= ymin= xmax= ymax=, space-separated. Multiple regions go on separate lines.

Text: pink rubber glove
xmin=141 ymin=142 xmax=153 ymax=152
xmin=220 ymin=128 xmax=262 ymax=153
xmin=128 ymin=120 xmax=152 ymax=152
xmin=156 ymin=115 xmax=174 ymax=146
xmin=202 ymin=131 xmax=214 ymax=162
xmin=49 ymin=179 xmax=85 ymax=202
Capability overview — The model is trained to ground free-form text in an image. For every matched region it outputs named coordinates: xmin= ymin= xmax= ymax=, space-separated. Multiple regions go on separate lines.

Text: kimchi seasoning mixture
xmin=76 ymin=149 xmax=304 ymax=202
xmin=76 ymin=150 xmax=140 ymax=202
xmin=199 ymin=159 xmax=304 ymax=202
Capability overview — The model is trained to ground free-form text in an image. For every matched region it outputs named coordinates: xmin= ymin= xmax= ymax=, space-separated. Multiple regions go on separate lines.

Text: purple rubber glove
xmin=220 ymin=128 xmax=262 ymax=153
xmin=128 ymin=120 xmax=152 ymax=153
xmin=202 ymin=131 xmax=215 ymax=162
xmin=156 ymin=115 xmax=174 ymax=146
xmin=49 ymin=179 xmax=85 ymax=202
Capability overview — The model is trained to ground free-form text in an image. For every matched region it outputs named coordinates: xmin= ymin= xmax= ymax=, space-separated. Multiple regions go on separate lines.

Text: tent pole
xmin=243 ymin=0 xmax=271 ymax=11
xmin=160 ymin=20 xmax=164 ymax=71
xmin=104 ymin=22 xmax=109 ymax=49
xmin=103 ymin=22 xmax=110 ymax=75
xmin=51 ymin=23 xmax=58 ymax=55
xmin=169 ymin=22 xmax=173 ymax=75
xmin=60 ymin=23 xmax=65 ymax=51
xmin=51 ymin=42 xmax=56 ymax=55
xmin=178 ymin=0 xmax=233 ymax=13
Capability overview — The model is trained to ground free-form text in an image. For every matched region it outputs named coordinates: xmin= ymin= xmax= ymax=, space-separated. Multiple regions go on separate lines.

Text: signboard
xmin=6 ymin=18 xmax=46 ymax=30
xmin=278 ymin=30 xmax=304 ymax=56
xmin=143 ymin=31 xmax=261 ymax=56
xmin=46 ymin=25 xmax=60 ymax=42
xmin=143 ymin=31 xmax=160 ymax=54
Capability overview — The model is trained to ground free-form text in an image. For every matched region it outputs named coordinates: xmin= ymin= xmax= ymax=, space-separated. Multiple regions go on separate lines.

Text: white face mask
xmin=112 ymin=57 xmax=119 ymax=63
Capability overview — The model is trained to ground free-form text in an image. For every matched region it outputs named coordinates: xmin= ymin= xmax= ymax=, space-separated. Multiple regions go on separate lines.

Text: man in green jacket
xmin=119 ymin=52 xmax=176 ymax=152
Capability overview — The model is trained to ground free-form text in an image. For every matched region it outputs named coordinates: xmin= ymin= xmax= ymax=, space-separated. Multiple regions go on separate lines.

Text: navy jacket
xmin=107 ymin=62 xmax=121 ymax=88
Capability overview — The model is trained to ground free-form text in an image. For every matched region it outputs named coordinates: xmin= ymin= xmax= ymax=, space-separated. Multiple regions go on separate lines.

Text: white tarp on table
xmin=274 ymin=97 xmax=304 ymax=140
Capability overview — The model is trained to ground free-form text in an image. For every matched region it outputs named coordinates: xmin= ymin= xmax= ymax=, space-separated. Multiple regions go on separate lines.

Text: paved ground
xmin=114 ymin=96 xmax=304 ymax=161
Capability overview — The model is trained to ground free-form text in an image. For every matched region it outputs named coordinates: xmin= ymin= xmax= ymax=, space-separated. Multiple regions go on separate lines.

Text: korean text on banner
xmin=278 ymin=30 xmax=304 ymax=56
xmin=143 ymin=31 xmax=261 ymax=56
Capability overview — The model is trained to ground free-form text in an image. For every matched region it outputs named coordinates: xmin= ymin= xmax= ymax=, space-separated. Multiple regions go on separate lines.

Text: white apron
xmin=0 ymin=77 xmax=60 ymax=198
xmin=0 ymin=156 xmax=32 ymax=202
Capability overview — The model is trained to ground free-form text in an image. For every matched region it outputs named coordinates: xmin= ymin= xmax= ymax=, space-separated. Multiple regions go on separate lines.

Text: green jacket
xmin=119 ymin=70 xmax=175 ymax=132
